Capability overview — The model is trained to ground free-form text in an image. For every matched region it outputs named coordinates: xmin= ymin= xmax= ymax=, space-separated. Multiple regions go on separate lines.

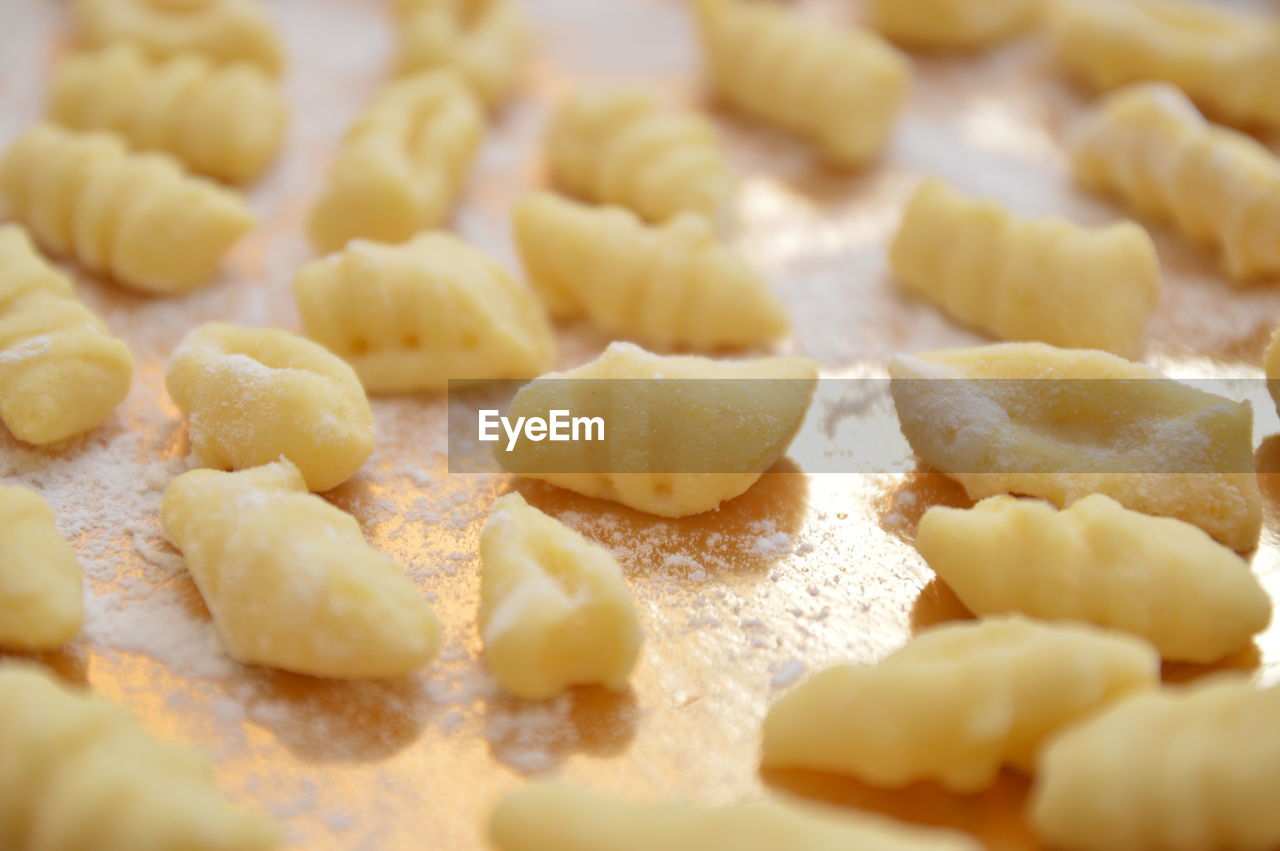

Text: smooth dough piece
xmin=544 ymin=87 xmax=735 ymax=224
xmin=479 ymin=492 xmax=641 ymax=700
xmin=1071 ymin=82 xmax=1280 ymax=282
xmin=294 ymin=232 xmax=554 ymax=393
xmin=47 ymin=44 xmax=287 ymax=184
xmin=762 ymin=616 xmax=1159 ymax=793
xmin=917 ymin=494 xmax=1270 ymax=663
xmin=888 ymin=342 xmax=1262 ymax=551
xmin=498 ymin=341 xmax=818 ymax=518
xmin=165 ymin=322 xmax=374 ymax=492
xmin=868 ymin=0 xmax=1043 ymax=50
xmin=0 ymin=124 xmax=254 ymax=294
xmin=306 ymin=71 xmax=484 ymax=253
xmin=490 ymin=784 xmax=983 ymax=851
xmin=0 ymin=663 xmax=277 ymax=850
xmin=162 ymin=461 xmax=441 ymax=679
xmin=73 ymin=0 xmax=283 ymax=74
xmin=0 ymin=487 xmax=83 ymax=651
xmin=692 ymin=0 xmax=910 ymax=168
xmin=0 ymin=224 xmax=133 ymax=445
xmin=890 ymin=178 xmax=1159 ymax=357
xmin=393 ymin=0 xmax=529 ymax=109
xmin=1032 ymin=677 xmax=1280 ymax=851
xmin=1264 ymin=326 xmax=1280 ymax=416
xmin=513 ymin=193 xmax=786 ymax=350
xmin=1051 ymin=0 xmax=1280 ymax=130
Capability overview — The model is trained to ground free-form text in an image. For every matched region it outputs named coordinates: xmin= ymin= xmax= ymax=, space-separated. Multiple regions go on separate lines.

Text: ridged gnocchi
xmin=479 ymin=492 xmax=642 ymax=700
xmin=917 ymin=495 xmax=1270 ymax=663
xmin=0 ymin=663 xmax=277 ymax=850
xmin=498 ymin=341 xmax=818 ymax=518
xmin=513 ymin=193 xmax=787 ymax=350
xmin=545 ymin=87 xmax=735 ymax=224
xmin=394 ymin=0 xmax=530 ymax=109
xmin=1051 ymin=0 xmax=1280 ymax=130
xmin=0 ymin=124 xmax=255 ymax=294
xmin=0 ymin=486 xmax=82 ymax=652
xmin=889 ymin=342 xmax=1263 ymax=551
xmin=73 ymin=0 xmax=283 ymax=74
xmin=0 ymin=224 xmax=133 ymax=445
xmin=47 ymin=43 xmax=287 ymax=185
xmin=162 ymin=461 xmax=441 ymax=679
xmin=692 ymin=0 xmax=910 ymax=168
xmin=165 ymin=322 xmax=374 ymax=492
xmin=294 ymin=233 xmax=554 ymax=393
xmin=491 ymin=784 xmax=984 ymax=851
xmin=762 ymin=616 xmax=1159 ymax=793
xmin=307 ymin=71 xmax=485 ymax=253
xmin=1071 ymin=83 xmax=1280 ymax=282
xmin=1032 ymin=677 xmax=1280 ymax=851
xmin=868 ymin=0 xmax=1044 ymax=50
xmin=891 ymin=178 xmax=1159 ymax=357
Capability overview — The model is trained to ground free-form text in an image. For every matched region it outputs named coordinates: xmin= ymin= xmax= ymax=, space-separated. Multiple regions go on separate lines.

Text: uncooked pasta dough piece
xmin=917 ymin=494 xmax=1270 ymax=663
xmin=1264 ymin=326 xmax=1280 ymax=416
xmin=165 ymin=322 xmax=374 ymax=492
xmin=0 ymin=662 xmax=278 ymax=850
xmin=513 ymin=193 xmax=786 ymax=350
xmin=479 ymin=492 xmax=641 ymax=700
xmin=0 ymin=486 xmax=83 ymax=651
xmin=0 ymin=224 xmax=133 ymax=445
xmin=868 ymin=0 xmax=1044 ymax=50
xmin=890 ymin=178 xmax=1159 ymax=357
xmin=161 ymin=461 xmax=441 ymax=679
xmin=0 ymin=124 xmax=255 ymax=294
xmin=293 ymin=232 xmax=554 ymax=393
xmin=1032 ymin=677 xmax=1280 ymax=851
xmin=762 ymin=616 xmax=1159 ymax=792
xmin=393 ymin=0 xmax=529 ymax=108
xmin=888 ymin=342 xmax=1262 ymax=551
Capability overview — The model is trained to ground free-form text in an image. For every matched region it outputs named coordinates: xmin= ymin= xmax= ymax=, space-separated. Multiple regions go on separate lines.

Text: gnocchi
xmin=890 ymin=178 xmax=1159 ymax=357
xmin=0 ymin=124 xmax=255 ymax=294
xmin=0 ymin=662 xmax=278 ymax=850
xmin=868 ymin=0 xmax=1044 ymax=50
xmin=1071 ymin=82 xmax=1280 ymax=282
xmin=165 ymin=322 xmax=374 ymax=492
xmin=762 ymin=616 xmax=1159 ymax=793
xmin=0 ymin=486 xmax=83 ymax=652
xmin=293 ymin=233 xmax=554 ymax=393
xmin=394 ymin=0 xmax=530 ymax=109
xmin=889 ymin=342 xmax=1262 ymax=551
xmin=513 ymin=193 xmax=787 ymax=350
xmin=0 ymin=224 xmax=134 ymax=445
xmin=162 ymin=460 xmax=441 ymax=679
xmin=479 ymin=492 xmax=642 ymax=700
xmin=1264 ymin=326 xmax=1280 ymax=416
xmin=917 ymin=495 xmax=1270 ymax=663
xmin=47 ymin=43 xmax=287 ymax=185
xmin=692 ymin=0 xmax=910 ymax=168
xmin=545 ymin=87 xmax=735 ymax=224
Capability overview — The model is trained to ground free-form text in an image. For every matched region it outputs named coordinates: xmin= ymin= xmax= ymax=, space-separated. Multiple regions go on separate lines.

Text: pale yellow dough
xmin=0 ymin=124 xmax=255 ymax=294
xmin=1032 ymin=677 xmax=1280 ymax=851
xmin=490 ymin=784 xmax=983 ymax=851
xmin=47 ymin=43 xmax=287 ymax=185
xmin=307 ymin=71 xmax=484 ymax=253
xmin=165 ymin=322 xmax=374 ymax=492
xmin=0 ymin=224 xmax=134 ymax=445
xmin=0 ymin=663 xmax=278 ymax=850
xmin=544 ymin=87 xmax=735 ymax=224
xmin=869 ymin=0 xmax=1043 ymax=50
xmin=162 ymin=461 xmax=441 ymax=679
xmin=762 ymin=616 xmax=1159 ymax=793
xmin=393 ymin=0 xmax=530 ymax=109
xmin=1264 ymin=326 xmax=1280 ymax=416
xmin=888 ymin=342 xmax=1262 ymax=551
xmin=294 ymin=233 xmax=554 ymax=394
xmin=479 ymin=492 xmax=642 ymax=700
xmin=498 ymin=341 xmax=818 ymax=518
xmin=917 ymin=495 xmax=1270 ymax=663
xmin=692 ymin=0 xmax=910 ymax=168
xmin=513 ymin=193 xmax=787 ymax=350
xmin=1071 ymin=83 xmax=1280 ymax=282
xmin=0 ymin=486 xmax=83 ymax=651
xmin=890 ymin=178 xmax=1159 ymax=357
